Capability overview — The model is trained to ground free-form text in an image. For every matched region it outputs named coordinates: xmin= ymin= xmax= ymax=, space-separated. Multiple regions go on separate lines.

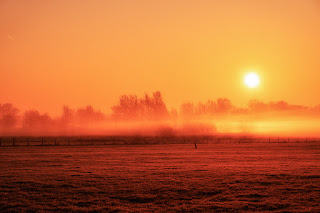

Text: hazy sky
xmin=1 ymin=0 xmax=320 ymax=115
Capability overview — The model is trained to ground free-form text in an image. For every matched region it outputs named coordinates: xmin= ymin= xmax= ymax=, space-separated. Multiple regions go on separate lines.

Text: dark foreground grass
xmin=0 ymin=142 xmax=319 ymax=212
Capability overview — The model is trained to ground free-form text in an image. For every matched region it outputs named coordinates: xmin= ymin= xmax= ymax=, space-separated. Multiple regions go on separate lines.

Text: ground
xmin=0 ymin=142 xmax=319 ymax=212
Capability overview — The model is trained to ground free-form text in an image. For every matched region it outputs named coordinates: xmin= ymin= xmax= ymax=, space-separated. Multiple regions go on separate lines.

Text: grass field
xmin=0 ymin=142 xmax=319 ymax=212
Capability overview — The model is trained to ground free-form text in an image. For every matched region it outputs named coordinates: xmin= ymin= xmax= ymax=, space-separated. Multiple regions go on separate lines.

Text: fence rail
xmin=0 ymin=136 xmax=318 ymax=146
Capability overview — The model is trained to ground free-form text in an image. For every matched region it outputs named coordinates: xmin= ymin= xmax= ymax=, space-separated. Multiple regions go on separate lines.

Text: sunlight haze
xmin=1 ymin=0 xmax=320 ymax=115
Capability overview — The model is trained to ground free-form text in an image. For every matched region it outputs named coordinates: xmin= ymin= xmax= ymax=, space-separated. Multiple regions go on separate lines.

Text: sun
xmin=244 ymin=72 xmax=260 ymax=88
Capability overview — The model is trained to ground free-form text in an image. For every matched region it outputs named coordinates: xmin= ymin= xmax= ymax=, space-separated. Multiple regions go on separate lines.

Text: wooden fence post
xmin=54 ymin=138 xmax=57 ymax=146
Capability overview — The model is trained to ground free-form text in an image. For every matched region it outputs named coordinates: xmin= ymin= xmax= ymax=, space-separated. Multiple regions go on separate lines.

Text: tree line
xmin=1 ymin=91 xmax=320 ymax=135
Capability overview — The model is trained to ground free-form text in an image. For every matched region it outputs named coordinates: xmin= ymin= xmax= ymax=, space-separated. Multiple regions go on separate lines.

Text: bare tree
xmin=180 ymin=102 xmax=195 ymax=117
xmin=112 ymin=95 xmax=141 ymax=120
xmin=0 ymin=103 xmax=19 ymax=131
xmin=111 ymin=91 xmax=169 ymax=120
xmin=22 ymin=110 xmax=53 ymax=133
xmin=61 ymin=105 xmax=75 ymax=126
xmin=76 ymin=105 xmax=105 ymax=123
xmin=248 ymin=99 xmax=269 ymax=112
xmin=216 ymin=98 xmax=233 ymax=113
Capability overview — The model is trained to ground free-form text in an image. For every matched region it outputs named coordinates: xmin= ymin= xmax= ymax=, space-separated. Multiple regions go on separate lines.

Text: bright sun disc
xmin=244 ymin=73 xmax=260 ymax=88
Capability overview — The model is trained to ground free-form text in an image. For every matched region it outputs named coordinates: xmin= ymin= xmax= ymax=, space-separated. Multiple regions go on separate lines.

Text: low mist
xmin=1 ymin=91 xmax=320 ymax=137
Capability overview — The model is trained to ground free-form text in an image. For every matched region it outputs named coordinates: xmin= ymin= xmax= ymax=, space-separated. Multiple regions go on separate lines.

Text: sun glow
xmin=244 ymin=72 xmax=260 ymax=88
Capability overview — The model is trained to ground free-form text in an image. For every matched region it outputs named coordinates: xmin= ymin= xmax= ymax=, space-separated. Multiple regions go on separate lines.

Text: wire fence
xmin=0 ymin=136 xmax=318 ymax=146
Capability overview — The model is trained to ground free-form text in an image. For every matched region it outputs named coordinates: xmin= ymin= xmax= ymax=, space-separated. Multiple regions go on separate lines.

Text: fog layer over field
xmin=1 ymin=91 xmax=320 ymax=136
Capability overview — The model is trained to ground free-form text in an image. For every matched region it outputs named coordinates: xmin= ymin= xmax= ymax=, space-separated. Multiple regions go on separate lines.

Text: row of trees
xmin=0 ymin=103 xmax=19 ymax=130
xmin=180 ymin=98 xmax=233 ymax=117
xmin=179 ymin=99 xmax=319 ymax=117
xmin=1 ymin=91 xmax=320 ymax=134
xmin=0 ymin=103 xmax=105 ymax=134
xmin=248 ymin=100 xmax=309 ymax=112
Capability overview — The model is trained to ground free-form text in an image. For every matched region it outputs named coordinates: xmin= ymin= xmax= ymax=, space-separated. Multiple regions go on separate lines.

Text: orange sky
xmin=1 ymin=0 xmax=320 ymax=116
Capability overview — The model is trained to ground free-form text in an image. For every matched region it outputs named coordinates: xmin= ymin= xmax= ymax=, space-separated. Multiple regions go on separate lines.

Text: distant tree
xmin=205 ymin=100 xmax=217 ymax=115
xmin=180 ymin=102 xmax=195 ymax=117
xmin=76 ymin=105 xmax=105 ymax=123
xmin=112 ymin=95 xmax=141 ymax=120
xmin=111 ymin=91 xmax=169 ymax=120
xmin=0 ymin=103 xmax=19 ymax=130
xmin=141 ymin=91 xmax=169 ymax=119
xmin=195 ymin=102 xmax=207 ymax=115
xmin=22 ymin=110 xmax=52 ymax=129
xmin=269 ymin=101 xmax=290 ymax=111
xmin=180 ymin=98 xmax=233 ymax=117
xmin=268 ymin=101 xmax=307 ymax=112
xmin=248 ymin=99 xmax=269 ymax=112
xmin=216 ymin=98 xmax=233 ymax=113
xmin=61 ymin=105 xmax=75 ymax=126
xmin=248 ymin=100 xmax=308 ymax=113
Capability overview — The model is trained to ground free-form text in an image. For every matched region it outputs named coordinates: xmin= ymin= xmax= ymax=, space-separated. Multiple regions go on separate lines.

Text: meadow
xmin=0 ymin=141 xmax=319 ymax=212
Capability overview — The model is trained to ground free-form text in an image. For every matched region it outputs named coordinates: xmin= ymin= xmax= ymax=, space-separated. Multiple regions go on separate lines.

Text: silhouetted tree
xmin=141 ymin=91 xmax=169 ymax=119
xmin=76 ymin=105 xmax=105 ymax=123
xmin=216 ymin=98 xmax=233 ymax=113
xmin=205 ymin=100 xmax=217 ymax=114
xmin=112 ymin=95 xmax=141 ymax=120
xmin=22 ymin=110 xmax=52 ymax=129
xmin=181 ymin=98 xmax=233 ymax=117
xmin=0 ymin=103 xmax=19 ymax=131
xmin=61 ymin=105 xmax=74 ymax=126
xmin=248 ymin=99 xmax=269 ymax=112
xmin=269 ymin=101 xmax=290 ymax=111
xmin=112 ymin=91 xmax=169 ymax=120
xmin=180 ymin=102 xmax=195 ymax=117
xmin=248 ymin=100 xmax=307 ymax=113
xmin=195 ymin=102 xmax=207 ymax=115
